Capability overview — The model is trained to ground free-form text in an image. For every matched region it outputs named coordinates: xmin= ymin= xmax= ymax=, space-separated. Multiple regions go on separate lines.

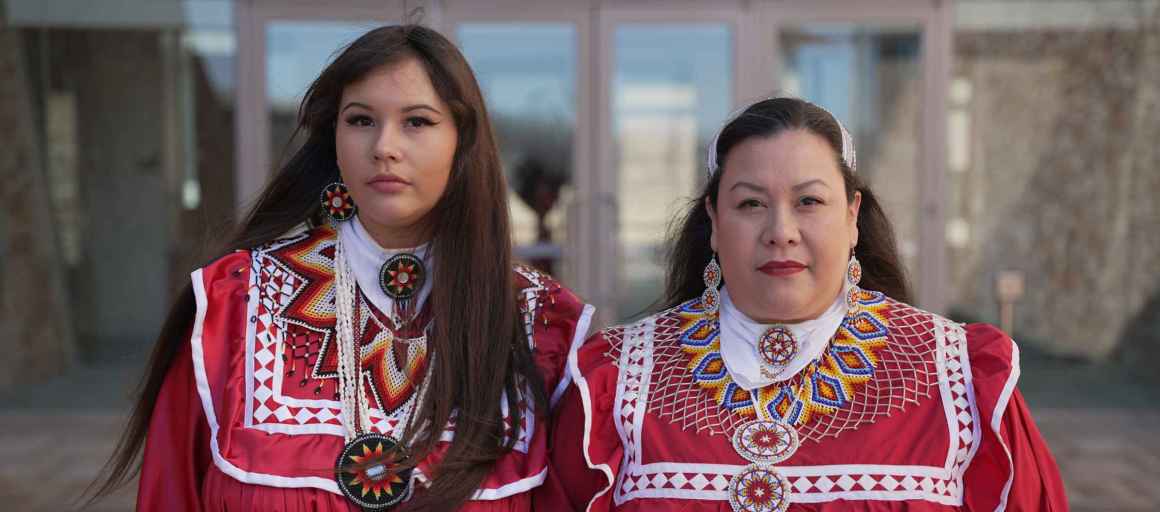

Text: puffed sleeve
xmin=137 ymin=251 xmax=251 ymax=511
xmin=536 ymin=330 xmax=623 ymax=511
xmin=526 ymin=278 xmax=594 ymax=410
xmin=137 ymin=341 xmax=210 ymax=511
xmin=451 ymin=268 xmax=594 ymax=505
xmin=963 ymin=323 xmax=1069 ymax=511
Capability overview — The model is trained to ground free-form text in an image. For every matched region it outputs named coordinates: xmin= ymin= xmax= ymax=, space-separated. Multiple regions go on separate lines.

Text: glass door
xmin=763 ymin=1 xmax=950 ymax=311
xmin=265 ymin=21 xmax=381 ymax=168
xmin=234 ymin=1 xmax=412 ymax=211
xmin=445 ymin=2 xmax=596 ymax=299
xmin=597 ymin=6 xmax=742 ymax=323
xmin=456 ymin=23 xmax=580 ymax=282
xmin=776 ymin=22 xmax=924 ymax=282
xmin=608 ymin=22 xmax=733 ymax=320
xmin=230 ymin=1 xmax=950 ymax=324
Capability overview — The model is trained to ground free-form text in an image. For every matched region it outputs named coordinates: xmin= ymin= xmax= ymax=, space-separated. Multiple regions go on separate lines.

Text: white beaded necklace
xmin=334 ymin=235 xmax=374 ymax=441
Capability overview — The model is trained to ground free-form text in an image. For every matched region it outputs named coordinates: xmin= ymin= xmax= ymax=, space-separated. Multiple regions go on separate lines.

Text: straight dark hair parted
xmin=662 ymin=97 xmax=912 ymax=310
xmin=90 ymin=25 xmax=543 ymax=510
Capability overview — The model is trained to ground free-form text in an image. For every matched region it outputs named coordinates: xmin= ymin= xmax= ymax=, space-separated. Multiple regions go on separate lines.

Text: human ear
xmin=705 ymin=196 xmax=719 ymax=252
xmin=848 ymin=190 xmax=862 ymax=249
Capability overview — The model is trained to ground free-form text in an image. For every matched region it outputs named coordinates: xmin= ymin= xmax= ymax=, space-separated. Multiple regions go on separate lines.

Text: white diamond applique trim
xmin=229 ymin=235 xmax=539 ymax=448
xmin=615 ymin=464 xmax=962 ymax=506
xmin=605 ymin=304 xmax=982 ymax=508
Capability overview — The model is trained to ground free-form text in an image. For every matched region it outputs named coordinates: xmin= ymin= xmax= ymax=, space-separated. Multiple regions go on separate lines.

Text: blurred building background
xmin=0 ymin=0 xmax=1157 ymax=510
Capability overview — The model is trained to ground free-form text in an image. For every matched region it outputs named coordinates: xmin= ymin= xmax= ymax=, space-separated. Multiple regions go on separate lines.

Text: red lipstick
xmin=758 ymin=260 xmax=807 ymax=277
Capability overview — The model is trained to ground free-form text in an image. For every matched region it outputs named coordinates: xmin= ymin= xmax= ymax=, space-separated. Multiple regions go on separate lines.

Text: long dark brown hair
xmin=90 ymin=25 xmax=543 ymax=510
xmin=663 ymin=97 xmax=911 ymax=310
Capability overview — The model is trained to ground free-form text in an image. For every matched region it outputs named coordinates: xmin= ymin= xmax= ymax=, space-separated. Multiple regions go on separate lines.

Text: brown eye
xmin=344 ymin=115 xmax=374 ymax=127
xmin=405 ymin=116 xmax=435 ymax=129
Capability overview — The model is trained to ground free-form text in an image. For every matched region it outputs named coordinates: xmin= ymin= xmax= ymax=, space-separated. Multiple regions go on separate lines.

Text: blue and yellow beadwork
xmin=679 ymin=289 xmax=891 ymax=427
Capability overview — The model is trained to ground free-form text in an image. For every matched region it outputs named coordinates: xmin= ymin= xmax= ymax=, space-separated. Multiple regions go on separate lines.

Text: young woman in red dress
xmin=92 ymin=25 xmax=592 ymax=511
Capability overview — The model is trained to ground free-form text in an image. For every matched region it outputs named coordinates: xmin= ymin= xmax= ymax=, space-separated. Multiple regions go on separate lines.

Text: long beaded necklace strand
xmin=722 ymin=307 xmax=800 ymax=512
xmin=333 ymin=236 xmax=426 ymax=510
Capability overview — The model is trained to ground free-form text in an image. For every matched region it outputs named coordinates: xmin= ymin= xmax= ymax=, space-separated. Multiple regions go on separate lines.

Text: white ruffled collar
xmin=718 ymin=283 xmax=850 ymax=390
xmin=337 ymin=216 xmax=432 ymax=317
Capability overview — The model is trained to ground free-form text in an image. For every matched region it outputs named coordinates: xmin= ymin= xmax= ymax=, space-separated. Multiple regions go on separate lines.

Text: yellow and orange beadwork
xmin=346 ymin=441 xmax=406 ymax=498
xmin=359 ymin=331 xmax=428 ymax=413
xmin=267 ymin=226 xmax=430 ymax=414
xmin=272 ymin=225 xmax=340 ymax=326
xmin=679 ymin=288 xmax=891 ymax=428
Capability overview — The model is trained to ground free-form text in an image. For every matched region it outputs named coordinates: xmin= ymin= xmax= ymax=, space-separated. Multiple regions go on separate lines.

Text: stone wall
xmin=950 ymin=17 xmax=1160 ymax=359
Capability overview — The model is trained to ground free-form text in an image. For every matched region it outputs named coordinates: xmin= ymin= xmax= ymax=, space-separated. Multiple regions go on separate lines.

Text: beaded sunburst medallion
xmin=335 ymin=432 xmax=412 ymax=509
xmin=731 ymin=420 xmax=800 ymax=464
xmin=728 ymin=419 xmax=798 ymax=512
xmin=728 ymin=464 xmax=791 ymax=512
xmin=757 ymin=327 xmax=798 ymax=368
xmin=321 ymin=183 xmax=357 ymax=221
xmin=379 ymin=253 xmax=425 ymax=300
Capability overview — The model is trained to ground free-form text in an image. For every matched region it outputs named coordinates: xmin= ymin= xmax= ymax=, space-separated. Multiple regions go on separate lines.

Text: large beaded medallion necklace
xmin=757 ymin=326 xmax=798 ymax=379
xmin=726 ymin=319 xmax=801 ymax=512
xmin=723 ymin=304 xmax=873 ymax=512
xmin=728 ymin=420 xmax=797 ymax=512
xmin=703 ymin=264 xmax=798 ymax=512
xmin=686 ymin=259 xmax=887 ymax=512
xmin=332 ymin=235 xmax=429 ymax=510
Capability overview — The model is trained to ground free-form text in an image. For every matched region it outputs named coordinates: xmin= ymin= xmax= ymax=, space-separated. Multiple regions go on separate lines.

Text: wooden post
xmin=996 ymin=270 xmax=1025 ymax=335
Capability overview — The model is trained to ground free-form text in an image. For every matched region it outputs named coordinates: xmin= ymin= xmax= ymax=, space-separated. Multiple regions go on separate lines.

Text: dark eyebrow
xmin=729 ymin=181 xmax=767 ymax=193
xmin=340 ymin=101 xmax=372 ymax=114
xmin=402 ymin=104 xmax=442 ymax=115
xmin=792 ymin=179 xmax=831 ymax=191
xmin=339 ymin=102 xmax=443 ymax=116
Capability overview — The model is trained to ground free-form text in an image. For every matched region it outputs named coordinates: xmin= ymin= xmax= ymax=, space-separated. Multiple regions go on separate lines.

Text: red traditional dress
xmin=542 ymin=286 xmax=1068 ymax=511
xmin=137 ymin=221 xmax=593 ymax=511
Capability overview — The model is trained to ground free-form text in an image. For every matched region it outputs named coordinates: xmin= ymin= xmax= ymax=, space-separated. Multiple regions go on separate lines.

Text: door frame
xmin=233 ymin=0 xmax=952 ymax=320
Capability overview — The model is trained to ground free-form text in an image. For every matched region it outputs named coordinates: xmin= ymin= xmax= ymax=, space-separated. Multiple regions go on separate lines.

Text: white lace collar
xmin=718 ymin=284 xmax=850 ymax=390
xmin=337 ymin=216 xmax=432 ymax=317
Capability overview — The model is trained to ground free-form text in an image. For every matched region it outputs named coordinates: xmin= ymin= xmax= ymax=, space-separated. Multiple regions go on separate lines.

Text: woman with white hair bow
xmin=539 ymin=97 xmax=1067 ymax=511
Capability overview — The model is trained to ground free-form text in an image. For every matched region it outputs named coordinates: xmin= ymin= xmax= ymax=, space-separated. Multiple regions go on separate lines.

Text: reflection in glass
xmin=266 ymin=21 xmax=380 ymax=166
xmin=614 ymin=24 xmax=732 ymax=320
xmin=458 ymin=24 xmax=577 ymax=279
xmin=14 ymin=0 xmax=241 ymax=367
xmin=778 ymin=24 xmax=922 ymax=283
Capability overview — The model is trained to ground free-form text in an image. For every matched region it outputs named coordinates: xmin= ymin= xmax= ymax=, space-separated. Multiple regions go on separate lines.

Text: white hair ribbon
xmin=705 ymin=99 xmax=857 ymax=177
